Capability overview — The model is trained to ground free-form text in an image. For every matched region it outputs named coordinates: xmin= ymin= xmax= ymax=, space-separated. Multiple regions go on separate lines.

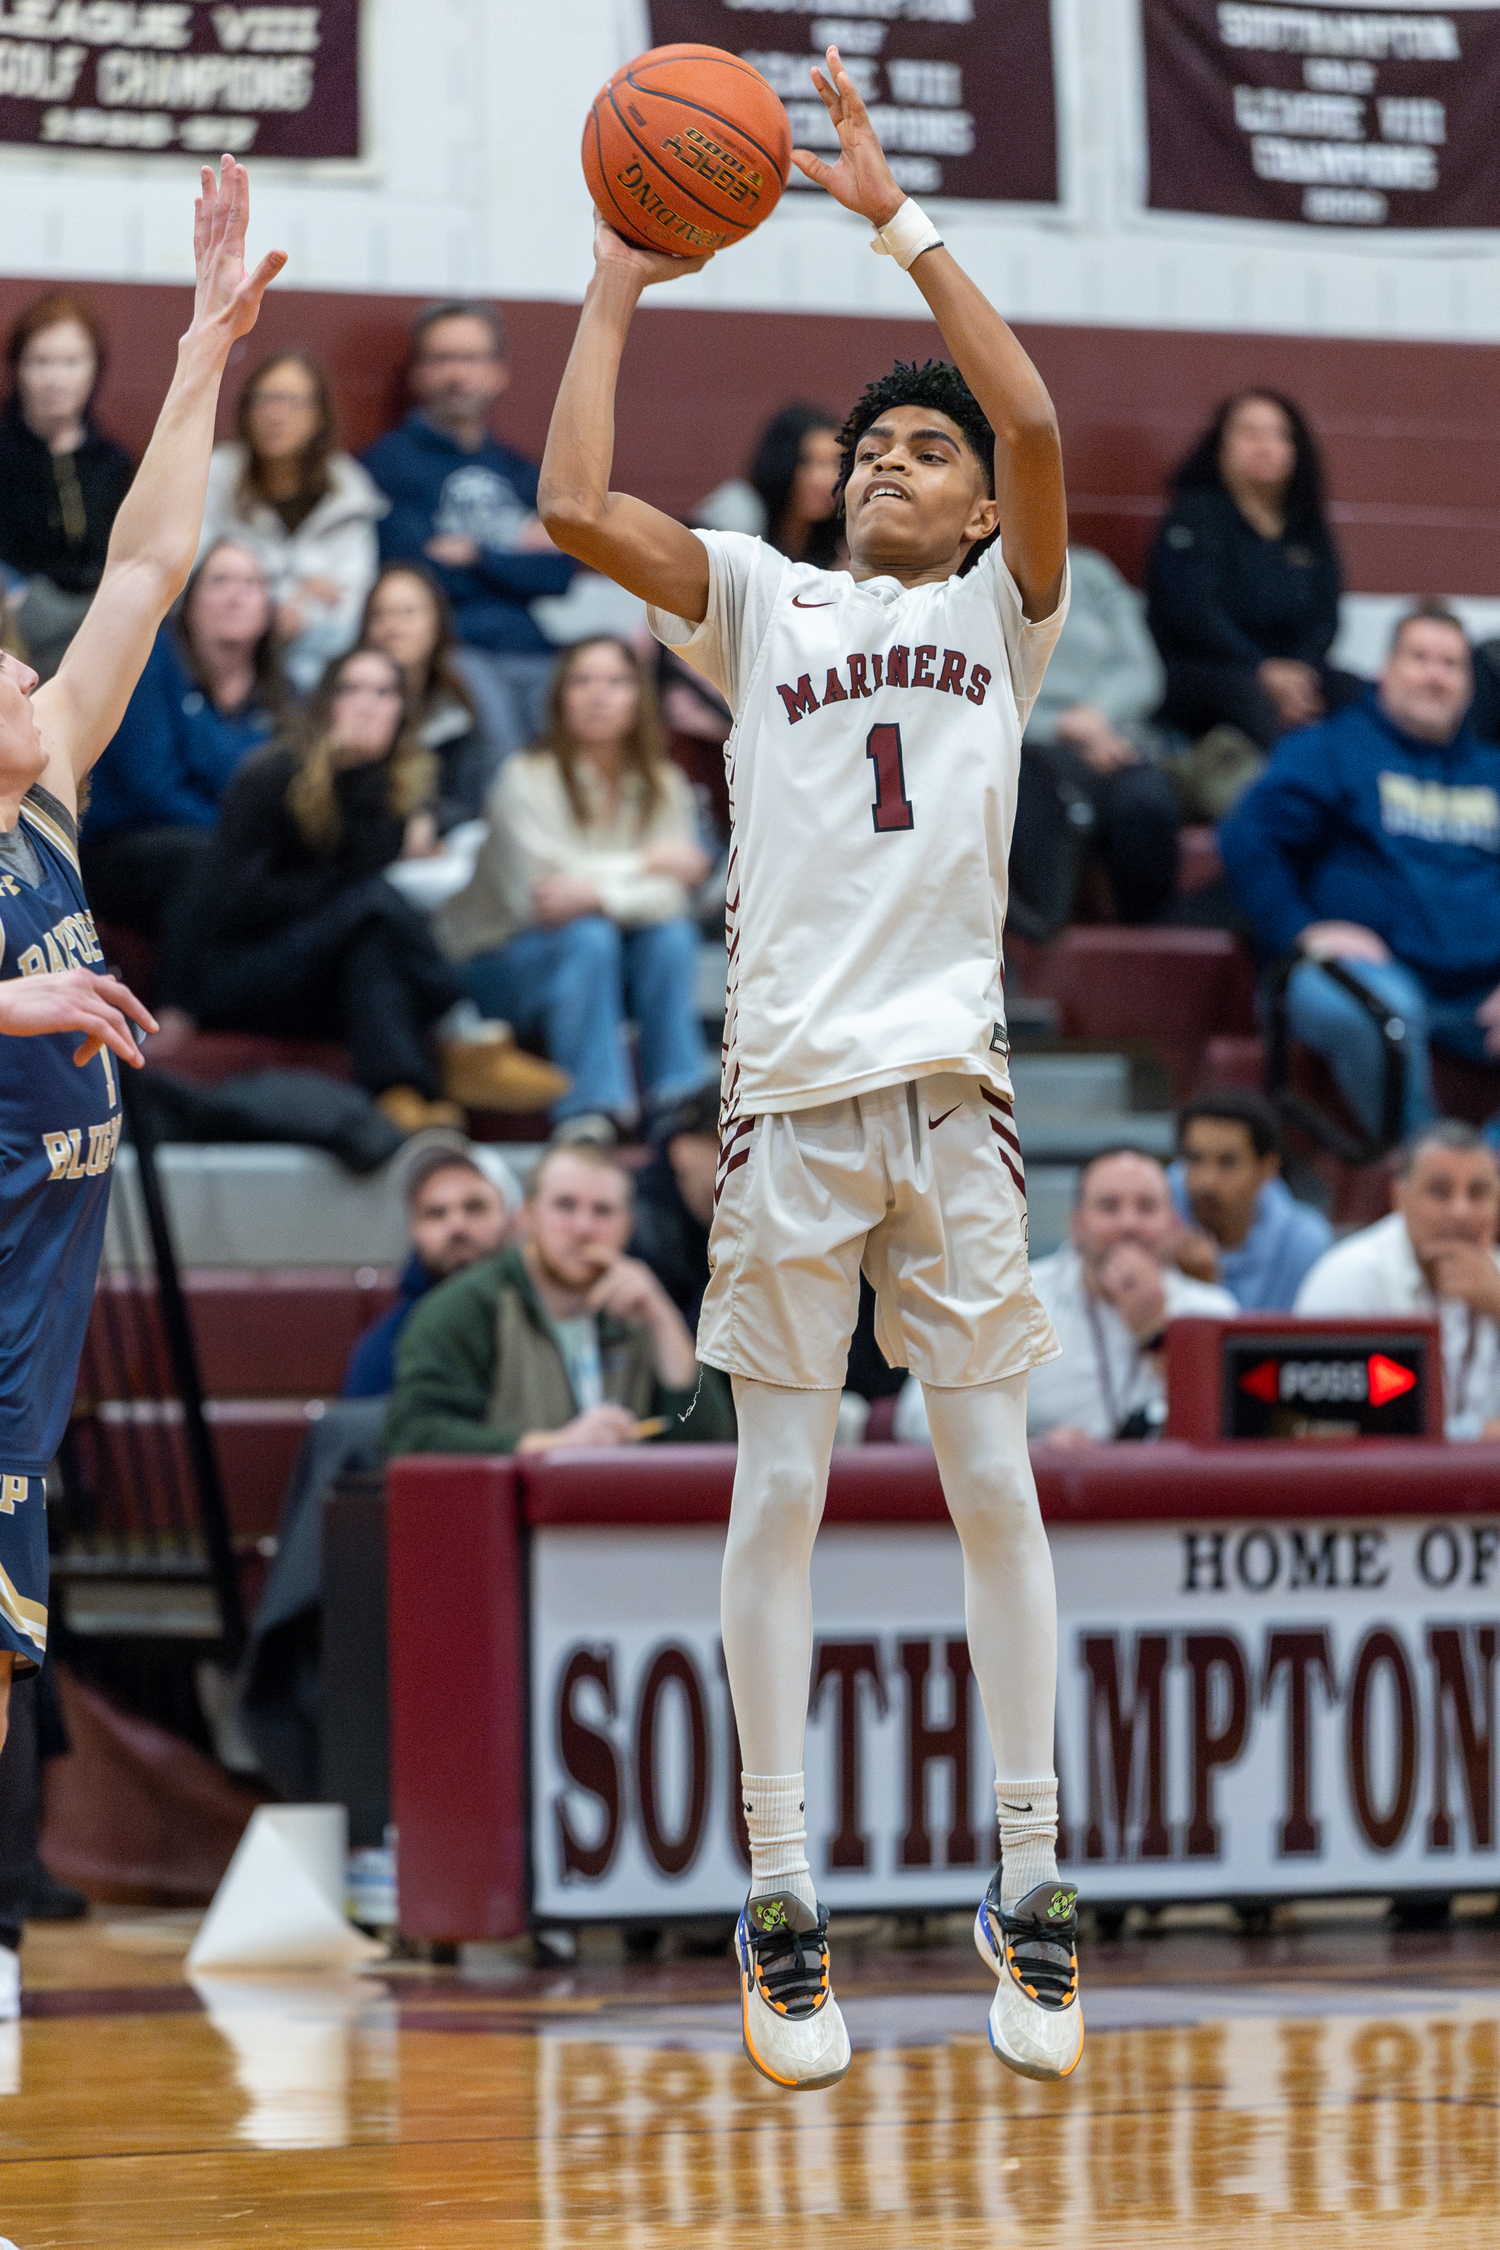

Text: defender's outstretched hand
xmin=191 ymin=154 xmax=286 ymax=349
xmin=792 ymin=47 xmax=905 ymax=227
xmin=592 ymin=210 xmax=710 ymax=287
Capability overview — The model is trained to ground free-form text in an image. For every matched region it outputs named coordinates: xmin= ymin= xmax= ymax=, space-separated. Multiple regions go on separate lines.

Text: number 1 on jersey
xmin=865 ymin=723 xmax=914 ymax=833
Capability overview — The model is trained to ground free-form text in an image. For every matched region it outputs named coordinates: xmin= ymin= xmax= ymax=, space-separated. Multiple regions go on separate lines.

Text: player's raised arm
xmin=33 ymin=157 xmax=285 ymax=812
xmin=538 ymin=219 xmax=713 ymax=622
xmin=795 ymin=48 xmax=1066 ymax=621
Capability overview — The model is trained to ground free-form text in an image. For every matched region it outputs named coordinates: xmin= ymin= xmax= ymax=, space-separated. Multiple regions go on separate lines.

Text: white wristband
xmin=870 ymin=197 xmax=944 ymax=271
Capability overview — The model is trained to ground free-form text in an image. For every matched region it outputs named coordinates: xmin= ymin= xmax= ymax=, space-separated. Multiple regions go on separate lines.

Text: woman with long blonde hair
xmin=441 ymin=635 xmax=713 ymax=1140
xmin=162 ymin=644 xmax=566 ymax=1129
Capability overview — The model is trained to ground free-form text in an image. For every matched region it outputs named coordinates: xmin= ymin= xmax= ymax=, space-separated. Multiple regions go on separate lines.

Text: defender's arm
xmin=794 ymin=49 xmax=1066 ymax=621
xmin=35 ymin=158 xmax=285 ymax=813
xmin=539 ymin=221 xmax=712 ymax=622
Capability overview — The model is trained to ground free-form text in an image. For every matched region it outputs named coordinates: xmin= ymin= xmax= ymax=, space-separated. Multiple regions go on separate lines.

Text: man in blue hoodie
xmin=1221 ymin=606 xmax=1500 ymax=1139
xmin=363 ymin=301 xmax=575 ymax=760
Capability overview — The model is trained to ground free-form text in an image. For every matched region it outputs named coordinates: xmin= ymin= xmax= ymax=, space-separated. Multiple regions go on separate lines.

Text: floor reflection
xmin=192 ymin=1972 xmax=397 ymax=2151
xmin=533 ymin=1998 xmax=1500 ymax=2239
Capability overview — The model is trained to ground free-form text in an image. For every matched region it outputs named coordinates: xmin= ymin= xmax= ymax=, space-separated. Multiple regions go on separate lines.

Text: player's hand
xmin=189 ymin=155 xmax=286 ymax=351
xmin=591 ymin=211 xmax=710 ymax=287
xmin=0 ymin=967 xmax=156 ymax=1068
xmin=792 ymin=46 xmax=904 ymax=227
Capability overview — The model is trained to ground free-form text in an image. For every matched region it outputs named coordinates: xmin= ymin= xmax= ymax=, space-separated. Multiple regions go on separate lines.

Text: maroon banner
xmin=0 ymin=0 xmax=361 ymax=160
xmin=645 ymin=0 xmax=1058 ymax=205
xmin=1145 ymin=0 xmax=1500 ymax=230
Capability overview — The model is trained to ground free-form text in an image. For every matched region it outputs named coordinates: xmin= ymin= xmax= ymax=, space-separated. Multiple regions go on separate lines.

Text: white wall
xmin=3 ymin=0 xmax=1500 ymax=344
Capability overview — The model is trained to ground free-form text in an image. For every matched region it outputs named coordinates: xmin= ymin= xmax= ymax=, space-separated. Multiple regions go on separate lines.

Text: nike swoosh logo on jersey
xmin=790 ymin=595 xmax=834 ymax=607
xmin=928 ymin=1105 xmax=961 ymax=1130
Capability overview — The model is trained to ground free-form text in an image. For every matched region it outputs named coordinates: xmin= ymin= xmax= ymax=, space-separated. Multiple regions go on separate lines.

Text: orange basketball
xmin=583 ymin=44 xmax=793 ymax=259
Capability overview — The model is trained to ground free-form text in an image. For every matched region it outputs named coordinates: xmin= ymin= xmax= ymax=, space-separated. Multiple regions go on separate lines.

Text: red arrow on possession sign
xmin=1238 ymin=1358 xmax=1280 ymax=1404
xmin=1367 ymin=1353 xmax=1417 ymax=1409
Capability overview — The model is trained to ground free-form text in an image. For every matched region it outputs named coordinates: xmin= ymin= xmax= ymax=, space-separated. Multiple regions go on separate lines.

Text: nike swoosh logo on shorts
xmin=928 ymin=1105 xmax=961 ymax=1130
xmin=791 ymin=595 xmax=834 ymax=607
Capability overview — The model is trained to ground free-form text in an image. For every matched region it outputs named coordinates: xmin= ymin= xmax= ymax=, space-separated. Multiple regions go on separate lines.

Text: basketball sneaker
xmin=974 ymin=1868 xmax=1084 ymax=2081
xmin=735 ymin=1890 xmax=851 ymax=2091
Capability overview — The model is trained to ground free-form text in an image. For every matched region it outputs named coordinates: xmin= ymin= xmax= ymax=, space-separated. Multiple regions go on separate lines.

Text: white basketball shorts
xmin=699 ymin=1073 xmax=1060 ymax=1392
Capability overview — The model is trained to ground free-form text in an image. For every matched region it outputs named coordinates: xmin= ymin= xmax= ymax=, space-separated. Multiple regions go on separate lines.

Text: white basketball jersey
xmin=649 ymin=530 xmax=1068 ymax=1121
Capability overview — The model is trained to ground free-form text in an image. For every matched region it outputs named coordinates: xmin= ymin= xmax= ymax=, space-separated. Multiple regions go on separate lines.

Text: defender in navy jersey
xmin=541 ymin=51 xmax=1081 ymax=2091
xmin=0 ymin=157 xmax=284 ymax=1755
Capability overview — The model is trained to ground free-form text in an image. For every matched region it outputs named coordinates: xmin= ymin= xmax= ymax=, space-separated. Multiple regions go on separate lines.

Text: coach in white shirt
xmin=896 ymin=1147 xmax=1235 ymax=1445
xmin=1293 ymin=1120 xmax=1500 ymax=1439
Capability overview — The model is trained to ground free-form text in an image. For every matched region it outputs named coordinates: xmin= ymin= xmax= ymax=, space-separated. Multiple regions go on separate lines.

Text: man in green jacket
xmin=385 ymin=1142 xmax=734 ymax=1455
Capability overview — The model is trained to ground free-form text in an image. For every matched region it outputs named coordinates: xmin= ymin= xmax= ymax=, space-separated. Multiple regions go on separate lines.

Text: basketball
xmin=582 ymin=43 xmax=793 ymax=259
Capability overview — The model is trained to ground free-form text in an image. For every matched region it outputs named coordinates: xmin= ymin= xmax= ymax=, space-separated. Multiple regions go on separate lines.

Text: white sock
xmin=742 ymin=1772 xmax=816 ymax=1915
xmin=995 ymin=1776 xmax=1060 ymax=1910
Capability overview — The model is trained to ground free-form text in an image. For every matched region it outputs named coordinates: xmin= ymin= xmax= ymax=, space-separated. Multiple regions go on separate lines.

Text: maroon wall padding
xmin=12 ymin=271 xmax=1499 ymax=593
xmin=514 ymin=1437 xmax=1500 ymax=1529
xmin=386 ymin=1455 xmax=527 ymax=1942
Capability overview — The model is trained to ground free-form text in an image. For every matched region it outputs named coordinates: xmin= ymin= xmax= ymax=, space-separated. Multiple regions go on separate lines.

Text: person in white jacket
xmin=438 ymin=635 xmax=713 ymax=1139
xmin=196 ymin=350 xmax=387 ymax=694
xmin=1294 ymin=1120 xmax=1500 ymax=1439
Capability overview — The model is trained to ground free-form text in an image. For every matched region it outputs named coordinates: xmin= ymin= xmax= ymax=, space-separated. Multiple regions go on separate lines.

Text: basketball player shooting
xmin=0 ymin=162 xmax=284 ymax=1762
xmin=541 ymin=49 xmax=1081 ymax=2086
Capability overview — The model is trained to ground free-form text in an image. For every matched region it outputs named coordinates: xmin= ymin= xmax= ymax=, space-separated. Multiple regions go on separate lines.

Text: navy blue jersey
xmin=0 ymin=785 xmax=120 ymax=1475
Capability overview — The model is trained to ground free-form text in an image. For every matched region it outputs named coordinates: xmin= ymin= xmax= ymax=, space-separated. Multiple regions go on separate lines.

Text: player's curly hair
xmin=834 ymin=360 xmax=997 ymax=571
xmin=836 ymin=360 xmax=995 ymax=501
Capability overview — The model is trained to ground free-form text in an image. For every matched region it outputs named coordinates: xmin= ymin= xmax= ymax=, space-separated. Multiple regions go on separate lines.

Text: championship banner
xmin=1143 ymin=0 xmax=1500 ymax=230
xmin=532 ymin=1515 xmax=1500 ymax=1916
xmin=0 ymin=1 xmax=361 ymax=159
xmin=643 ymin=0 xmax=1059 ymax=205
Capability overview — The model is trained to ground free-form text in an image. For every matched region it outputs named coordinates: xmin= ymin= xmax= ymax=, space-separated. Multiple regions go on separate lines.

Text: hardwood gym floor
xmin=2 ymin=1905 xmax=1498 ymax=2247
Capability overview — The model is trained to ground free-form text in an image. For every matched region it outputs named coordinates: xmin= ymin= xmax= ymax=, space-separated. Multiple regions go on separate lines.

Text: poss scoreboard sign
xmin=529 ymin=1510 xmax=1500 ymax=1919
xmin=1166 ymin=1316 xmax=1443 ymax=1441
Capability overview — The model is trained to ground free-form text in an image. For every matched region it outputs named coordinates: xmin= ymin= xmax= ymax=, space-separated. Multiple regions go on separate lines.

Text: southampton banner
xmin=531 ymin=1514 xmax=1500 ymax=1917
xmin=644 ymin=0 xmax=1059 ymax=205
xmin=1144 ymin=0 xmax=1500 ymax=230
xmin=0 ymin=1 xmax=361 ymax=160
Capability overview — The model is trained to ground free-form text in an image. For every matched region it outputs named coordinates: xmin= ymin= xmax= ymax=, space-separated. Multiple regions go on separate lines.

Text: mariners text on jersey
xmin=1 ymin=785 xmax=122 ymax=1477
xmin=649 ymin=532 xmax=1069 ymax=1121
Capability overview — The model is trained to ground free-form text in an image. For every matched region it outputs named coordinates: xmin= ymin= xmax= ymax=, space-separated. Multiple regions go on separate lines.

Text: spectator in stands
xmin=1009 ymin=544 xmax=1176 ymax=935
xmin=1295 ymin=1121 xmax=1500 ymax=1439
xmin=0 ymin=290 xmax=134 ymax=678
xmin=359 ymin=562 xmax=495 ymax=827
xmin=439 ymin=636 xmax=713 ymax=1143
xmin=628 ymin=1081 xmax=718 ymax=1328
xmin=363 ymin=300 xmax=574 ymax=763
xmin=900 ymin=1148 xmax=1234 ymax=1448
xmin=159 ymin=645 xmax=566 ymax=1128
xmin=237 ymin=1130 xmax=520 ymax=1796
xmin=198 ymin=349 xmax=387 ymax=695
xmin=1221 ymin=605 xmax=1500 ymax=1143
xmin=343 ymin=1132 xmax=521 ymax=1397
xmin=81 ymin=538 xmax=283 ymax=939
xmin=694 ymin=402 xmax=845 ymax=565
xmin=384 ymin=1143 xmax=734 ymax=1455
xmin=1169 ymin=1087 xmax=1332 ymax=1309
xmin=1147 ymin=391 xmax=1362 ymax=769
